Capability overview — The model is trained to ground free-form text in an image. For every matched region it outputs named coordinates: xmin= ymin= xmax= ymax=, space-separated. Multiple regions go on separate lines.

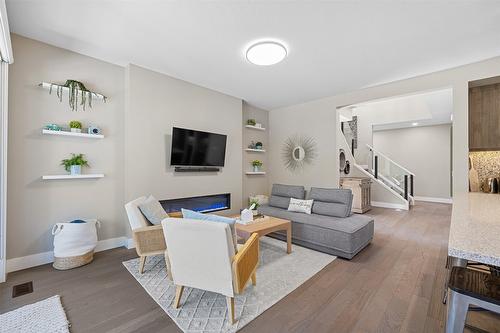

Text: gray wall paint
xmin=242 ymin=102 xmax=269 ymax=206
xmin=268 ymin=100 xmax=337 ymax=193
xmin=7 ymin=36 xmax=244 ymax=259
xmin=8 ymin=34 xmax=125 ymax=259
xmin=8 ymin=33 xmax=500 ymax=260
xmin=124 ymin=64 xmax=243 ymax=221
xmin=373 ymin=125 xmax=452 ymax=199
xmin=269 ymin=55 xmax=500 ymax=198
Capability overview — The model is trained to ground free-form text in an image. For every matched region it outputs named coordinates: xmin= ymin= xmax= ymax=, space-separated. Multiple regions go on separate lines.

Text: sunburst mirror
xmin=282 ymin=135 xmax=317 ymax=172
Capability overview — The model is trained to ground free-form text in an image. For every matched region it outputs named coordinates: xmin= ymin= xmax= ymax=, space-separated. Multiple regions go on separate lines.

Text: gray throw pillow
xmin=138 ymin=195 xmax=169 ymax=225
xmin=271 ymin=184 xmax=306 ymax=199
xmin=312 ymin=201 xmax=350 ymax=218
xmin=269 ymin=195 xmax=291 ymax=209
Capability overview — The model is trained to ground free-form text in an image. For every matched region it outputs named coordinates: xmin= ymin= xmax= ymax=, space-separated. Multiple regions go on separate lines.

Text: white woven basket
xmin=52 ymin=219 xmax=100 ymax=270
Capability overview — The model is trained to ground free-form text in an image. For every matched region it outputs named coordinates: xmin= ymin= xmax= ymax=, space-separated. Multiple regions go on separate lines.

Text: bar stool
xmin=446 ymin=266 xmax=500 ymax=333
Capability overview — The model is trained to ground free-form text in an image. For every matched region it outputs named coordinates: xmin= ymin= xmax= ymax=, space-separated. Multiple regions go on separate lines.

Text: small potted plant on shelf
xmin=249 ymin=198 xmax=260 ymax=216
xmin=247 ymin=119 xmax=256 ymax=126
xmin=252 ymin=160 xmax=263 ymax=172
xmin=69 ymin=120 xmax=82 ymax=133
xmin=61 ymin=153 xmax=89 ymax=175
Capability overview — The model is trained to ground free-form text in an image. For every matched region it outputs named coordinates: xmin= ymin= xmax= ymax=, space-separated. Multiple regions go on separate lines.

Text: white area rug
xmin=123 ymin=236 xmax=335 ymax=333
xmin=0 ymin=295 xmax=70 ymax=333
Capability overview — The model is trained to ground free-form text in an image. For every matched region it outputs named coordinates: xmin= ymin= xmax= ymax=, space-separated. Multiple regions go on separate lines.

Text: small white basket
xmin=52 ymin=219 xmax=100 ymax=270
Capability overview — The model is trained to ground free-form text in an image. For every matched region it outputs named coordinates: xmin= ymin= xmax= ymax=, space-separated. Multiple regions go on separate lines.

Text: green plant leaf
xmin=60 ymin=153 xmax=89 ymax=172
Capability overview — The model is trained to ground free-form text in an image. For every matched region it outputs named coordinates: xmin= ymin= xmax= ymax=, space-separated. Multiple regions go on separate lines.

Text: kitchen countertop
xmin=449 ymin=192 xmax=500 ymax=266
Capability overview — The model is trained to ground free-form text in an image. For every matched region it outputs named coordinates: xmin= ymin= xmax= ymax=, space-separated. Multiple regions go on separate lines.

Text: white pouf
xmin=52 ymin=219 xmax=100 ymax=270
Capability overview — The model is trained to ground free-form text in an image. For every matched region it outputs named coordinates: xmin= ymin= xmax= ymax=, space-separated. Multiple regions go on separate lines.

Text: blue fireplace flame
xmin=160 ymin=193 xmax=231 ymax=214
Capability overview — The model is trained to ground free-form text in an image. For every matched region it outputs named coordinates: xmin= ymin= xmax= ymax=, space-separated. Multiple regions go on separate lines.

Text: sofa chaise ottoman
xmin=258 ymin=184 xmax=374 ymax=259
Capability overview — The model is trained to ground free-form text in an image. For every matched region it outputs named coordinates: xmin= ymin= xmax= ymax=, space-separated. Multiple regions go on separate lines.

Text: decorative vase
xmin=252 ymin=210 xmax=258 ymax=216
xmin=70 ymin=165 xmax=81 ymax=175
xmin=70 ymin=128 xmax=81 ymax=133
xmin=253 ymin=165 xmax=260 ymax=172
xmin=45 ymin=124 xmax=61 ymax=131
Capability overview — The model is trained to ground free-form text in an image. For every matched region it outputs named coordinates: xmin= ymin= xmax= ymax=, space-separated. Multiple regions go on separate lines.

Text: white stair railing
xmin=365 ymin=144 xmax=415 ymax=201
xmin=339 ymin=124 xmax=415 ymax=206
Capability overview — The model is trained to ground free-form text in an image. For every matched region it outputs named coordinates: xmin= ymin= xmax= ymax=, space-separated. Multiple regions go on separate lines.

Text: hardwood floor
xmin=1 ymin=202 xmax=499 ymax=332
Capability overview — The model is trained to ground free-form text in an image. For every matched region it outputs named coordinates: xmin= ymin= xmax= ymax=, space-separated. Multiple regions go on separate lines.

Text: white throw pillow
xmin=288 ymin=198 xmax=314 ymax=214
xmin=138 ymin=195 xmax=169 ymax=225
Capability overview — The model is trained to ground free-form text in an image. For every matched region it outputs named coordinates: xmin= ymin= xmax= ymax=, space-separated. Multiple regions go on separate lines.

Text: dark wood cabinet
xmin=469 ymin=83 xmax=500 ymax=151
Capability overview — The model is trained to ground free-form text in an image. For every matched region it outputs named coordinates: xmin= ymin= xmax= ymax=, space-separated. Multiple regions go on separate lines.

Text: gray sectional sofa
xmin=258 ymin=184 xmax=374 ymax=259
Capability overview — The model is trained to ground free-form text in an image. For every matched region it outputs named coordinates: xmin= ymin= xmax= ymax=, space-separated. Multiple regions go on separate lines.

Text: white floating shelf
xmin=42 ymin=174 xmax=105 ymax=180
xmin=42 ymin=129 xmax=104 ymax=139
xmin=245 ymin=171 xmax=266 ymax=175
xmin=245 ymin=125 xmax=266 ymax=131
xmin=244 ymin=148 xmax=266 ymax=153
xmin=39 ymin=82 xmax=106 ymax=100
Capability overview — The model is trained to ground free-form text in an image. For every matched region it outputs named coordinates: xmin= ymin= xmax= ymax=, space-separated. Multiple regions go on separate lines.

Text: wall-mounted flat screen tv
xmin=170 ymin=127 xmax=227 ymax=167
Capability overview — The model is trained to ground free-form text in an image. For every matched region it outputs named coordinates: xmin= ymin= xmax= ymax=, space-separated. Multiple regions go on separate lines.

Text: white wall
xmin=269 ymin=55 xmax=500 ymax=197
xmin=8 ymin=34 xmax=125 ymax=259
xmin=124 ymin=64 xmax=243 ymax=221
xmin=242 ymin=102 xmax=269 ymax=206
xmin=352 ymin=89 xmax=452 ymax=165
xmin=373 ymin=124 xmax=452 ymax=199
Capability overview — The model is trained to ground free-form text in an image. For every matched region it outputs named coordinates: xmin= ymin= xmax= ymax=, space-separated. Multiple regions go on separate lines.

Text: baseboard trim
xmin=0 ymin=259 xmax=6 ymax=283
xmin=6 ymin=251 xmax=54 ymax=273
xmin=6 ymin=236 xmax=128 ymax=273
xmin=413 ymin=196 xmax=452 ymax=204
xmin=371 ymin=201 xmax=408 ymax=210
xmin=94 ymin=237 xmax=127 ymax=252
xmin=126 ymin=238 xmax=135 ymax=249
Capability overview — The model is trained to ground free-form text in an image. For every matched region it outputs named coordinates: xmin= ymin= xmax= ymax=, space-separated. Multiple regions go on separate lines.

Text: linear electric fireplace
xmin=160 ymin=193 xmax=231 ymax=214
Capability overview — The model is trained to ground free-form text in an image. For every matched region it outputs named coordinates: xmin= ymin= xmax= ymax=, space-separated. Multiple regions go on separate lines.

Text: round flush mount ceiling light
xmin=246 ymin=41 xmax=287 ymax=66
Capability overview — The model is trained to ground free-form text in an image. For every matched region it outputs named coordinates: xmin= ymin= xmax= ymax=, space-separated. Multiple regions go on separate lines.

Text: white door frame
xmin=0 ymin=62 xmax=7 ymax=282
xmin=0 ymin=0 xmax=12 ymax=283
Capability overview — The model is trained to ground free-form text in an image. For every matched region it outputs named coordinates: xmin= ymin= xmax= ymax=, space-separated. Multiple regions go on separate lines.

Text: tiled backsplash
xmin=469 ymin=151 xmax=500 ymax=188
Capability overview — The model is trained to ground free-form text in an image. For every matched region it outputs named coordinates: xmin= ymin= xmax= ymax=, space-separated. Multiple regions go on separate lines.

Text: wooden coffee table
xmin=235 ymin=215 xmax=292 ymax=254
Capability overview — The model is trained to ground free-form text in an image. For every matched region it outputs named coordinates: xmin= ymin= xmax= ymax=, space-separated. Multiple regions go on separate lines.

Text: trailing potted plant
xmin=247 ymin=119 xmax=256 ymax=126
xmin=252 ymin=160 xmax=263 ymax=172
xmin=48 ymin=79 xmax=107 ymax=111
xmin=61 ymin=153 xmax=89 ymax=175
xmin=69 ymin=120 xmax=82 ymax=133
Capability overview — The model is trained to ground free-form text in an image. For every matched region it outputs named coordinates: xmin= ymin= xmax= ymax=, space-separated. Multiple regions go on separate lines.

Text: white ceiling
xmin=351 ymin=88 xmax=453 ymax=131
xmin=338 ymin=88 xmax=453 ymax=130
xmin=6 ymin=1 xmax=500 ymax=110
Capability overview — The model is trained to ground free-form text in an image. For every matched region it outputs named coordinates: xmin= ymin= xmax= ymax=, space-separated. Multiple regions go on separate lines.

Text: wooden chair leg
xmin=226 ymin=296 xmax=235 ymax=324
xmin=174 ymin=285 xmax=184 ymax=309
xmin=251 ymin=272 xmax=256 ymax=286
xmin=164 ymin=252 xmax=172 ymax=281
xmin=139 ymin=256 xmax=147 ymax=274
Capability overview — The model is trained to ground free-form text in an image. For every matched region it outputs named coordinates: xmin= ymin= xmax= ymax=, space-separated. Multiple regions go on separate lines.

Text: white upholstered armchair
xmin=162 ymin=217 xmax=259 ymax=324
xmin=125 ymin=196 xmax=169 ymax=275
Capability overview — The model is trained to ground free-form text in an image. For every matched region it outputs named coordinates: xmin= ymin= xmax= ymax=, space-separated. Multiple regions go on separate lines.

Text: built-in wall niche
xmin=469 ymin=151 xmax=500 ymax=192
xmin=160 ymin=193 xmax=231 ymax=214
